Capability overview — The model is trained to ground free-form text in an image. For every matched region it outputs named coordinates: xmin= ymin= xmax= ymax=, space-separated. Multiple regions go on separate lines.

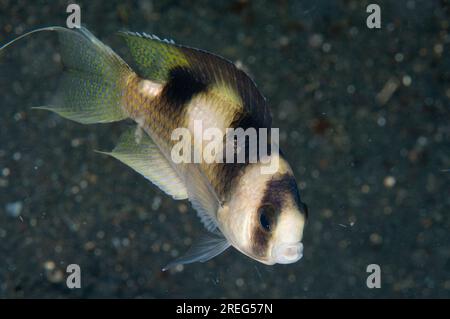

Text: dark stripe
xmin=230 ymin=110 xmax=261 ymax=130
xmin=252 ymin=226 xmax=271 ymax=257
xmin=218 ymin=112 xmax=274 ymax=197
xmin=161 ymin=66 xmax=208 ymax=108
xmin=251 ymin=173 xmax=306 ymax=257
xmin=180 ymin=45 xmax=271 ymax=128
xmin=260 ymin=173 xmax=302 ymax=213
xmin=260 ymin=172 xmax=307 ymax=218
xmin=173 ymin=45 xmax=271 ymax=198
xmin=216 ymin=162 xmax=244 ymax=199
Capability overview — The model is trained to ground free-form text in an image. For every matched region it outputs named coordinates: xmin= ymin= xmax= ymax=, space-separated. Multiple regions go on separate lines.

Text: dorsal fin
xmin=118 ymin=31 xmax=189 ymax=83
xmin=120 ymin=31 xmax=176 ymax=44
xmin=118 ymin=31 xmax=272 ymax=128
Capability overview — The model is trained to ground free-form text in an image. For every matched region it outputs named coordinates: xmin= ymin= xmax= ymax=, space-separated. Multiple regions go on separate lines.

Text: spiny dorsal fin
xmin=119 ymin=30 xmax=271 ymax=128
xmin=118 ymin=31 xmax=189 ymax=83
xmin=120 ymin=31 xmax=175 ymax=44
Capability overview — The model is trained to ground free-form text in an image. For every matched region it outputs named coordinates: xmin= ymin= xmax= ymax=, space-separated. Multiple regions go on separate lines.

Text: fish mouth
xmin=271 ymin=242 xmax=303 ymax=264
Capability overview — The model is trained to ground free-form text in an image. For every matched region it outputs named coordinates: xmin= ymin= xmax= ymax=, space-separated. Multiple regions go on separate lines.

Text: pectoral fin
xmin=162 ymin=230 xmax=230 ymax=271
xmin=97 ymin=127 xmax=188 ymax=200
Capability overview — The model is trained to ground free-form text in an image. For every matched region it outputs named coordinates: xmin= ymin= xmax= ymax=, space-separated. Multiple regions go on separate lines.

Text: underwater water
xmin=0 ymin=0 xmax=449 ymax=298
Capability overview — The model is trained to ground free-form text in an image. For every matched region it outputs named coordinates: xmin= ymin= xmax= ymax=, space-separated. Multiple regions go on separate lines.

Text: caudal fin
xmin=1 ymin=26 xmax=133 ymax=124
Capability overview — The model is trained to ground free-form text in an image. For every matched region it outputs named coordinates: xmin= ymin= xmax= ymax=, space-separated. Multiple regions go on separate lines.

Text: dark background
xmin=0 ymin=0 xmax=449 ymax=298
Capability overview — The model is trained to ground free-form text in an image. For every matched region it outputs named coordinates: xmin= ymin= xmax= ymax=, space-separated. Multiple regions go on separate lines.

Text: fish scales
xmin=1 ymin=26 xmax=308 ymax=269
xmin=123 ymin=69 xmax=255 ymax=200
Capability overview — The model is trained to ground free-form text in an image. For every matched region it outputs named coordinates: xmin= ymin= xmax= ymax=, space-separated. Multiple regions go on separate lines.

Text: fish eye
xmin=258 ymin=204 xmax=276 ymax=232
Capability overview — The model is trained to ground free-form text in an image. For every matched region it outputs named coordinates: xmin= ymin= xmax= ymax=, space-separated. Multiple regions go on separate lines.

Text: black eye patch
xmin=260 ymin=173 xmax=302 ymax=213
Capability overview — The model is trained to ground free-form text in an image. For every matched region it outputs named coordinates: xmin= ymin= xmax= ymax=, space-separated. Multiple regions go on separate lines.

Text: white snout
xmin=272 ymin=242 xmax=303 ymax=264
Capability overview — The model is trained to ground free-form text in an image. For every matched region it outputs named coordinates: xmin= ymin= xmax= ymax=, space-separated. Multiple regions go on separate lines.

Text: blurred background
xmin=0 ymin=0 xmax=449 ymax=298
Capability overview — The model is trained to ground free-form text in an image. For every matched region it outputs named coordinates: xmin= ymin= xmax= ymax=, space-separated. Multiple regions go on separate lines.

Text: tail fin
xmin=1 ymin=26 xmax=133 ymax=124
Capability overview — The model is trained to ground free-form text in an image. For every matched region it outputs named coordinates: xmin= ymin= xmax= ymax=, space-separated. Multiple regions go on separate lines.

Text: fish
xmin=1 ymin=26 xmax=308 ymax=270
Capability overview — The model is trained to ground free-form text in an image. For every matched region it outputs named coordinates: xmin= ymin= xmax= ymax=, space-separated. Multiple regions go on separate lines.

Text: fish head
xmin=218 ymin=153 xmax=308 ymax=265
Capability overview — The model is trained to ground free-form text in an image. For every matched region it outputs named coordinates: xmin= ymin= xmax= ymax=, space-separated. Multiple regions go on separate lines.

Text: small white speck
xmin=152 ymin=196 xmax=162 ymax=211
xmin=395 ymin=53 xmax=404 ymax=62
xmin=71 ymin=138 xmax=82 ymax=147
xmin=322 ymin=42 xmax=331 ymax=53
xmin=347 ymin=85 xmax=355 ymax=94
xmin=377 ymin=116 xmax=386 ymax=127
xmin=434 ymin=43 xmax=443 ymax=55
xmin=43 ymin=260 xmax=55 ymax=271
xmin=2 ymin=168 xmax=10 ymax=176
xmin=122 ymin=238 xmax=130 ymax=247
xmin=384 ymin=176 xmax=396 ymax=188
xmin=13 ymin=152 xmax=21 ymax=161
xmin=309 ymin=34 xmax=323 ymax=48
xmin=402 ymin=75 xmax=412 ymax=87
xmin=417 ymin=136 xmax=428 ymax=147
xmin=6 ymin=201 xmax=23 ymax=217
xmin=175 ymin=264 xmax=184 ymax=272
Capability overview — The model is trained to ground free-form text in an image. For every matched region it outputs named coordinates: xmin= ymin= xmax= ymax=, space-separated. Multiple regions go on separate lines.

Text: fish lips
xmin=271 ymin=242 xmax=304 ymax=264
